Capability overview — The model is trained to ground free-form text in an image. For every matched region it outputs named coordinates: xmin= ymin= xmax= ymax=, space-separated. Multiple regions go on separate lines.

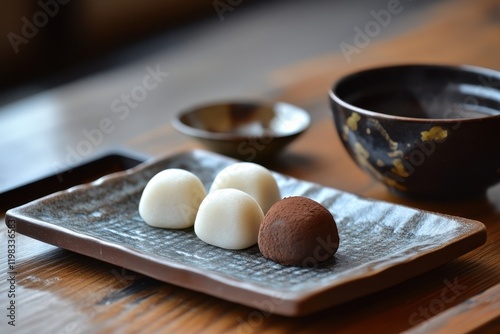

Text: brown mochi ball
xmin=258 ymin=196 xmax=339 ymax=267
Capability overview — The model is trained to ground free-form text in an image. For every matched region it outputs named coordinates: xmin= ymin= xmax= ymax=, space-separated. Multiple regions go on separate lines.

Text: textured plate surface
xmin=5 ymin=150 xmax=487 ymax=316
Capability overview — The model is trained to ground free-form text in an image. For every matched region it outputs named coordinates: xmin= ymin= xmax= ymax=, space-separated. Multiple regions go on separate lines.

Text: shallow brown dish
xmin=329 ymin=64 xmax=500 ymax=199
xmin=5 ymin=150 xmax=486 ymax=316
xmin=172 ymin=101 xmax=311 ymax=161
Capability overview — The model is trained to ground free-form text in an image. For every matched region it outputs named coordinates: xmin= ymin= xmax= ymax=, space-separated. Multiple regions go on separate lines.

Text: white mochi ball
xmin=209 ymin=162 xmax=281 ymax=213
xmin=139 ymin=169 xmax=206 ymax=229
xmin=194 ymin=188 xmax=264 ymax=250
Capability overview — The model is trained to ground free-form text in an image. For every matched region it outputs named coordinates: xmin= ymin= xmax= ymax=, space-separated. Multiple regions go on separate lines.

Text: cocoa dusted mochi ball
xmin=258 ymin=196 xmax=339 ymax=267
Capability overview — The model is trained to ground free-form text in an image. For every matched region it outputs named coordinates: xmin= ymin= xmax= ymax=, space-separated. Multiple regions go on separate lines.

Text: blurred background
xmin=0 ymin=0 xmax=437 ymax=103
xmin=1 ymin=0 xmax=218 ymax=101
xmin=1 ymin=0 xmax=496 ymax=196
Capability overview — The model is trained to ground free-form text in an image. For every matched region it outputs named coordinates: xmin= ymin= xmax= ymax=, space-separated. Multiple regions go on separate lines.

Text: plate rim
xmin=5 ymin=149 xmax=487 ymax=316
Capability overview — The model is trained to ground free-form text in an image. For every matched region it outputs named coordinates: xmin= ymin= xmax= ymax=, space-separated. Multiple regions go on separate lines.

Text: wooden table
xmin=1 ymin=0 xmax=499 ymax=332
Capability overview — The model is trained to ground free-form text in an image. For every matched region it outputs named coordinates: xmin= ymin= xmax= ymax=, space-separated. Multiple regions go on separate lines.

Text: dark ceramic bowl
xmin=329 ymin=64 xmax=500 ymax=199
xmin=173 ymin=101 xmax=310 ymax=161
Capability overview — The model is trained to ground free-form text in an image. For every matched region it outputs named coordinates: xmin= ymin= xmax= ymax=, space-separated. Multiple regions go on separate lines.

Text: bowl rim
xmin=329 ymin=63 xmax=500 ymax=123
xmin=172 ymin=100 xmax=312 ymax=141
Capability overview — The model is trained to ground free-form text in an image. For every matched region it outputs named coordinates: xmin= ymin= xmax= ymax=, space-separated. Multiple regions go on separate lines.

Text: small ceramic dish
xmin=172 ymin=101 xmax=311 ymax=161
xmin=329 ymin=64 xmax=500 ymax=199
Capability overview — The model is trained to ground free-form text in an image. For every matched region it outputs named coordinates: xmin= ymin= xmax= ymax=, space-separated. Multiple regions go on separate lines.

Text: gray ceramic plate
xmin=5 ymin=150 xmax=486 ymax=316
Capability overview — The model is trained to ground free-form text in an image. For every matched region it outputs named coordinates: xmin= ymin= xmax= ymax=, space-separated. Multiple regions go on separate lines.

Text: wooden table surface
xmin=1 ymin=0 xmax=499 ymax=333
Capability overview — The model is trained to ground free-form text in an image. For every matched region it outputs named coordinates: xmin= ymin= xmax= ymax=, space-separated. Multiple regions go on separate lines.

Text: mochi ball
xmin=194 ymin=188 xmax=264 ymax=250
xmin=209 ymin=162 xmax=281 ymax=213
xmin=139 ymin=169 xmax=206 ymax=229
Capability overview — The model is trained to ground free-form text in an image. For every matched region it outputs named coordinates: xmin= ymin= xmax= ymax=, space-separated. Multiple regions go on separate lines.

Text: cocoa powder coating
xmin=258 ymin=196 xmax=339 ymax=266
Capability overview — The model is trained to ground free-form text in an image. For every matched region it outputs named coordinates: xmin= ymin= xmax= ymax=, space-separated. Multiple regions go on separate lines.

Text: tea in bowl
xmin=329 ymin=64 xmax=500 ymax=199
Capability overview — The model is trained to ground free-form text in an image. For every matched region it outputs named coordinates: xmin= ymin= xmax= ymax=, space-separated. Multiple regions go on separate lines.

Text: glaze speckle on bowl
xmin=330 ymin=64 xmax=500 ymax=199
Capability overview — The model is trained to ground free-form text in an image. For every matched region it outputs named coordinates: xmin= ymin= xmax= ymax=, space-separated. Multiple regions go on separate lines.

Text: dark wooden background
xmin=1 ymin=0 xmax=499 ymax=332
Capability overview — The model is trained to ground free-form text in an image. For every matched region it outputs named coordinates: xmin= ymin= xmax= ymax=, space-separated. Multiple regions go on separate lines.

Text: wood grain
xmin=402 ymin=284 xmax=500 ymax=334
xmin=1 ymin=0 xmax=500 ymax=333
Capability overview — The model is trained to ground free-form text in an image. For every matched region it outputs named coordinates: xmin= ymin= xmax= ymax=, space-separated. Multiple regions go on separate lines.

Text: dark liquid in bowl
xmin=350 ymin=89 xmax=500 ymax=119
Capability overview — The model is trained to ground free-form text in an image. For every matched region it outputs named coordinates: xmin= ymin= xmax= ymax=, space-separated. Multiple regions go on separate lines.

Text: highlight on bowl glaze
xmin=329 ymin=64 xmax=500 ymax=199
xmin=172 ymin=101 xmax=311 ymax=161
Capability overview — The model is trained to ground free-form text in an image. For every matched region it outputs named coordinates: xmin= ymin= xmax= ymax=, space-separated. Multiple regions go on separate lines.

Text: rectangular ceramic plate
xmin=5 ymin=150 xmax=487 ymax=316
